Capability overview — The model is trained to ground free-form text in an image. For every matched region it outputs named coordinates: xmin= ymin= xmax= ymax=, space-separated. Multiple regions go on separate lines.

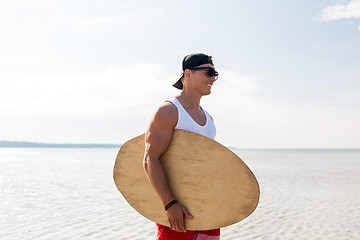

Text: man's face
xmin=187 ymin=63 xmax=217 ymax=95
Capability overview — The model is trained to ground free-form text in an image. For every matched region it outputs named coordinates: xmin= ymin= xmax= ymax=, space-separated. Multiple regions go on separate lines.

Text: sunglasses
xmin=190 ymin=67 xmax=218 ymax=80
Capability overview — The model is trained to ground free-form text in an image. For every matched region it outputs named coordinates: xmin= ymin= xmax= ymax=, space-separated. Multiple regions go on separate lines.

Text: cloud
xmin=75 ymin=8 xmax=162 ymax=27
xmin=318 ymin=0 xmax=360 ymax=21
xmin=0 ymin=63 xmax=178 ymax=143
xmin=203 ymin=70 xmax=360 ymax=148
xmin=0 ymin=64 xmax=178 ymax=118
xmin=76 ymin=17 xmax=125 ymax=25
xmin=1 ymin=65 xmax=359 ymax=147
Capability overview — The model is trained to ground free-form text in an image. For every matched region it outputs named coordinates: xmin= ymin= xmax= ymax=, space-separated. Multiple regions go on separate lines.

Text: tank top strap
xmin=168 ymin=97 xmax=216 ymax=140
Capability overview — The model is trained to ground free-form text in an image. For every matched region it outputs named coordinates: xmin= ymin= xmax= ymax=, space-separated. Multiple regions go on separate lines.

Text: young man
xmin=143 ymin=53 xmax=220 ymax=240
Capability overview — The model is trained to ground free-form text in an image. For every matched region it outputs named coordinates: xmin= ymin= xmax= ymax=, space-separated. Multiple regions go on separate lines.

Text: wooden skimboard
xmin=113 ymin=130 xmax=260 ymax=230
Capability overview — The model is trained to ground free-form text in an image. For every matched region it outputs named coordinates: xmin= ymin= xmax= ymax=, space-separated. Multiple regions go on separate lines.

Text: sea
xmin=1 ymin=148 xmax=359 ymax=240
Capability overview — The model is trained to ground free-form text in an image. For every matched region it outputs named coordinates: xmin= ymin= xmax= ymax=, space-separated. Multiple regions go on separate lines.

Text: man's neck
xmin=177 ymin=91 xmax=202 ymax=110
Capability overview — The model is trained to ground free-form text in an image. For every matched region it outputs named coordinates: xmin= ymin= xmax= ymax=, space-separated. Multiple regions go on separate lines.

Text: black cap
xmin=173 ymin=53 xmax=214 ymax=90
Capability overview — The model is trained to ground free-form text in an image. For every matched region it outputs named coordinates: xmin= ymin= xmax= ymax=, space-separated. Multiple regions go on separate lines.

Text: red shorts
xmin=156 ymin=223 xmax=220 ymax=240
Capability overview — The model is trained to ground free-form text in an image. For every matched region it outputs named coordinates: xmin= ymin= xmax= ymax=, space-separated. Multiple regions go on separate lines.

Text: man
xmin=143 ymin=53 xmax=220 ymax=240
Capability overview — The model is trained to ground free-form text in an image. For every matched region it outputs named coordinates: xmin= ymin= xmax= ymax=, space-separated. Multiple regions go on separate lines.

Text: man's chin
xmin=203 ymin=91 xmax=211 ymax=96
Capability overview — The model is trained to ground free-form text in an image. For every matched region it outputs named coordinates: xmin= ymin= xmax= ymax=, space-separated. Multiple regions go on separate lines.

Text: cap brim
xmin=172 ymin=76 xmax=183 ymax=90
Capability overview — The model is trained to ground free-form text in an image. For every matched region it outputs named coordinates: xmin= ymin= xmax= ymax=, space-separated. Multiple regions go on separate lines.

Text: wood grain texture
xmin=113 ymin=130 xmax=260 ymax=230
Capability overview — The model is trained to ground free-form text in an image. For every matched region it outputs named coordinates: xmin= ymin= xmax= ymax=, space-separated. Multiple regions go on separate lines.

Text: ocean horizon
xmin=0 ymin=140 xmax=121 ymax=148
xmin=1 ymin=140 xmax=359 ymax=150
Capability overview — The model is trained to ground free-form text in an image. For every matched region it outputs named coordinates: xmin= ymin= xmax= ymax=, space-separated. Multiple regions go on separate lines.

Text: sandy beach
xmin=1 ymin=148 xmax=359 ymax=239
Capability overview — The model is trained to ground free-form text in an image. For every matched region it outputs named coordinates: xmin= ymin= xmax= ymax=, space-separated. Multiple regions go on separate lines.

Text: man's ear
xmin=184 ymin=69 xmax=191 ymax=79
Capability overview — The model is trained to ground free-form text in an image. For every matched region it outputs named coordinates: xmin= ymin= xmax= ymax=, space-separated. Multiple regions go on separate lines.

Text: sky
xmin=0 ymin=0 xmax=359 ymax=148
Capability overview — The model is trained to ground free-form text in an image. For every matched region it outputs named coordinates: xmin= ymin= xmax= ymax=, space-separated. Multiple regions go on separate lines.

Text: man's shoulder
xmin=151 ymin=101 xmax=178 ymax=128
xmin=159 ymin=101 xmax=177 ymax=113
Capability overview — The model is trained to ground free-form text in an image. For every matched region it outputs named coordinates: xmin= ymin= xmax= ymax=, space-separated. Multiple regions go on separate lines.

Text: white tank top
xmin=169 ymin=97 xmax=216 ymax=140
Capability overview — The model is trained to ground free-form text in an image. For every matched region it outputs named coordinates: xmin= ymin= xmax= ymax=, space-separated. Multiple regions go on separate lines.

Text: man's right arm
xmin=143 ymin=102 xmax=192 ymax=232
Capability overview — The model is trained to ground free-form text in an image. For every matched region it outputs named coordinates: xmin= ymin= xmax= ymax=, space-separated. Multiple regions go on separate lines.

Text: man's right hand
xmin=166 ymin=202 xmax=193 ymax=232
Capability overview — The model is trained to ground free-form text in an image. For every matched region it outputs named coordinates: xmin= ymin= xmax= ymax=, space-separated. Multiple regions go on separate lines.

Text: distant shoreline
xmin=0 ymin=141 xmax=121 ymax=148
xmin=0 ymin=141 xmax=358 ymax=150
